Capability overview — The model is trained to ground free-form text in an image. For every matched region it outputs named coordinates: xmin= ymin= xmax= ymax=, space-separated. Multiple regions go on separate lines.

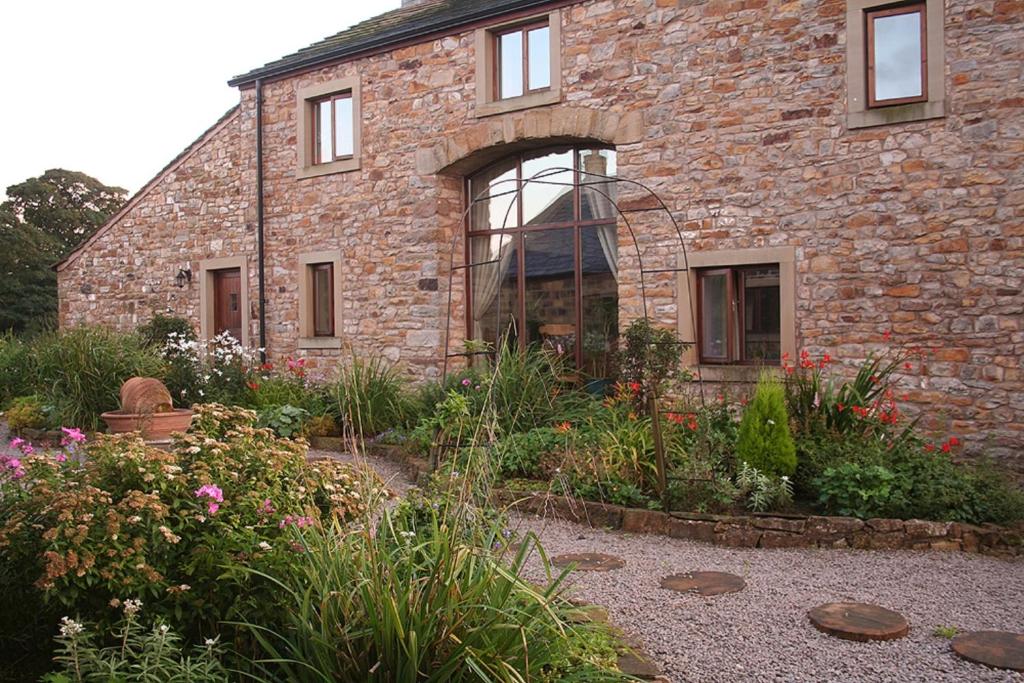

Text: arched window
xmin=466 ymin=146 xmax=617 ymax=380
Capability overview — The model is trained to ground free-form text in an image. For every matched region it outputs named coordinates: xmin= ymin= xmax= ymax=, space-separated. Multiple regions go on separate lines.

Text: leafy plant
xmin=303 ymin=414 xmax=338 ymax=438
xmin=736 ymin=462 xmax=793 ymax=512
xmin=736 ymin=372 xmax=796 ymax=477
xmin=257 ymin=404 xmax=309 ymax=439
xmin=0 ymin=332 xmax=35 ymax=407
xmin=618 ymin=318 xmax=689 ymax=407
xmin=43 ymin=608 xmax=227 ymax=683
xmin=814 ymin=462 xmax=904 ymax=519
xmin=31 ymin=326 xmax=166 ymax=430
xmin=5 ymin=395 xmax=49 ymax=432
xmin=932 ymin=625 xmax=959 ymax=639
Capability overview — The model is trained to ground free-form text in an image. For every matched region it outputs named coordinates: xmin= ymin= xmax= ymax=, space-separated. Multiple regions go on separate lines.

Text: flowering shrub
xmin=160 ymin=330 xmax=264 ymax=406
xmin=0 ymin=403 xmax=386 ymax=656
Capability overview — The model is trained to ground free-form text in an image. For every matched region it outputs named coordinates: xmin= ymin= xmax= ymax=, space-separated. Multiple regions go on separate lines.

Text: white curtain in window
xmin=470 ymin=234 xmax=514 ymax=339
xmin=581 ymin=156 xmax=618 ymax=279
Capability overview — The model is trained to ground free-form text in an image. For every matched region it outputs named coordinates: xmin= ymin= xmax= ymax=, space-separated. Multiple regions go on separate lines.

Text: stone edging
xmin=492 ymin=490 xmax=1023 ymax=558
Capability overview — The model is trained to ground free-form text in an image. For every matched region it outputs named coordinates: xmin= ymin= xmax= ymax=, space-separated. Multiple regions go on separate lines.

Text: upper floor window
xmin=475 ymin=11 xmax=561 ymax=117
xmin=866 ymin=3 xmax=927 ymax=108
xmin=313 ymin=93 xmax=354 ymax=164
xmin=845 ymin=0 xmax=943 ymax=129
xmin=496 ymin=22 xmax=551 ymax=100
xmin=296 ymin=76 xmax=361 ymax=179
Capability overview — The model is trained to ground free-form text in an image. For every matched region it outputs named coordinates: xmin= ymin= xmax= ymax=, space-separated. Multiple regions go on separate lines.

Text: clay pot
xmin=100 ymin=408 xmax=194 ymax=442
xmin=120 ymin=377 xmax=174 ymax=414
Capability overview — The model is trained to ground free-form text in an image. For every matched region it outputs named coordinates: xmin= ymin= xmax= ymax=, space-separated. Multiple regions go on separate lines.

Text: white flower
xmin=258 ymin=541 xmax=272 ymax=551
xmin=123 ymin=598 xmax=143 ymax=617
xmin=127 ymin=515 xmax=142 ymax=524
xmin=766 ymin=419 xmax=776 ymax=425
xmin=59 ymin=617 xmax=84 ymax=637
xmin=780 ymin=475 xmax=790 ymax=482
xmin=399 ymin=531 xmax=416 ymax=539
xmin=159 ymin=624 xmax=170 ymax=634
xmin=205 ymin=638 xmax=216 ymax=647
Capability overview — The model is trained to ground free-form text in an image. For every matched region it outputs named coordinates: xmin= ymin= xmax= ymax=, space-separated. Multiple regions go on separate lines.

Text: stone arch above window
xmin=416 ymin=107 xmax=643 ymax=177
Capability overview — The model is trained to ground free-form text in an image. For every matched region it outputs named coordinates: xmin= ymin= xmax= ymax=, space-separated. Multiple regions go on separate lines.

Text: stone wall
xmin=496 ymin=490 xmax=1024 ymax=557
xmin=58 ymin=0 xmax=1023 ymax=467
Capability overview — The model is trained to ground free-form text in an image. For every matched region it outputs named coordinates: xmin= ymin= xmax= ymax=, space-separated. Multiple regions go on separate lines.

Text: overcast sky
xmin=0 ymin=1 xmax=400 ymax=198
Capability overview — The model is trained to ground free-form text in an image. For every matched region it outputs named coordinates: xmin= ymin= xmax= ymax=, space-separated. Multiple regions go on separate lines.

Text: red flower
xmin=941 ymin=442 xmax=951 ymax=453
xmin=948 ymin=436 xmax=959 ymax=447
xmin=628 ymin=382 xmax=641 ymax=394
xmin=869 ymin=375 xmax=879 ymax=384
xmin=925 ymin=443 xmax=935 ymax=453
xmin=554 ymin=421 xmax=572 ymax=433
xmin=687 ymin=419 xmax=698 ymax=431
xmin=904 ymin=362 xmax=912 ymax=371
xmin=836 ymin=403 xmax=844 ymax=412
xmin=247 ymin=381 xmax=259 ymax=391
xmin=261 ymin=362 xmax=274 ymax=371
xmin=883 ymin=330 xmax=892 ymax=341
xmin=782 ymin=352 xmax=790 ymax=361
xmin=665 ymin=413 xmax=685 ymax=425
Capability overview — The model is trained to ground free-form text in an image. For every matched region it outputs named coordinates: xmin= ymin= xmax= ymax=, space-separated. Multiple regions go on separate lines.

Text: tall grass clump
xmin=331 ymin=353 xmax=409 ymax=440
xmin=31 ymin=326 xmax=166 ymax=430
xmin=0 ymin=332 xmax=35 ymax=407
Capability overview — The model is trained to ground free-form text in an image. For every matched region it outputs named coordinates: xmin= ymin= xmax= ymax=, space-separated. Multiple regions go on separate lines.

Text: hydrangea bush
xmin=0 ymin=404 xmax=386 ymax=656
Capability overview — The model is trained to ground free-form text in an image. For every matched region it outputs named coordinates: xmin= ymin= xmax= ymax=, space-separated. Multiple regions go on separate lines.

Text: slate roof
xmin=229 ymin=0 xmax=560 ymax=87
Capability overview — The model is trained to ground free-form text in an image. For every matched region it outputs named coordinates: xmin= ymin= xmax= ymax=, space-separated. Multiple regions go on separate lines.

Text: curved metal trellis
xmin=438 ymin=161 xmax=706 ymax=509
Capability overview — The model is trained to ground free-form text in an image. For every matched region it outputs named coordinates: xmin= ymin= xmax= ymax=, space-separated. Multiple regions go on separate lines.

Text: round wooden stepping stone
xmin=551 ymin=552 xmax=625 ymax=572
xmin=660 ymin=571 xmax=745 ymax=596
xmin=808 ymin=602 xmax=909 ymax=642
xmin=952 ymin=631 xmax=1024 ymax=672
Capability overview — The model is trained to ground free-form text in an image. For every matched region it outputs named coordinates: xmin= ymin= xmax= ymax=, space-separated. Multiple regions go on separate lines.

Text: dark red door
xmin=213 ymin=269 xmax=242 ymax=342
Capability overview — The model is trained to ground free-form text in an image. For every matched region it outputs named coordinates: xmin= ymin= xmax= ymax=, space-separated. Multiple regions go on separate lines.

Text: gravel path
xmin=308 ymin=446 xmax=415 ymax=497
xmin=512 ymin=514 xmax=1024 ymax=683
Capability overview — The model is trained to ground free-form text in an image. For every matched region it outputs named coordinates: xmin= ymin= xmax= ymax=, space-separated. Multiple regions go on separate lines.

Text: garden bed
xmin=493 ymin=489 xmax=1024 ymax=557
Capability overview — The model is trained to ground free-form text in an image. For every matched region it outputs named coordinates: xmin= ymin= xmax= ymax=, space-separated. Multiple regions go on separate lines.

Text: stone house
xmin=57 ymin=0 xmax=1023 ymax=468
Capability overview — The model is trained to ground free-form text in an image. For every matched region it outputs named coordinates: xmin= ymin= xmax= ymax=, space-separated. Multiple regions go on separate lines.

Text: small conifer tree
xmin=736 ymin=371 xmax=797 ymax=477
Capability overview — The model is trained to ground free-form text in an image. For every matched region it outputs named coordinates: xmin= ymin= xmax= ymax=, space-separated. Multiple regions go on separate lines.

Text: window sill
xmin=847 ymin=98 xmax=945 ymax=129
xmin=475 ymin=89 xmax=560 ymax=118
xmin=298 ymin=336 xmax=342 ymax=350
xmin=296 ymin=157 xmax=360 ymax=179
xmin=690 ymin=364 xmax=782 ymax=383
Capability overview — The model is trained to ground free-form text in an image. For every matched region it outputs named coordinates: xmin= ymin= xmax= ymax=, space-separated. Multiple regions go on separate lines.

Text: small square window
xmin=312 ymin=93 xmax=354 ymax=165
xmin=866 ymin=3 xmax=927 ymax=108
xmin=311 ymin=263 xmax=334 ymax=337
xmin=697 ymin=265 xmax=781 ymax=364
xmin=475 ymin=11 xmax=561 ymax=117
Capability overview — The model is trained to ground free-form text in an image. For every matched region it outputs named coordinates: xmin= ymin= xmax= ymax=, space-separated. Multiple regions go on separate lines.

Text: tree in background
xmin=0 ymin=170 xmax=126 ymax=334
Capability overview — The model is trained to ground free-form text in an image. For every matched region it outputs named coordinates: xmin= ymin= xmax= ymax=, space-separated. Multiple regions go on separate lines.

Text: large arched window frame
xmin=464 ymin=145 xmax=618 ymax=378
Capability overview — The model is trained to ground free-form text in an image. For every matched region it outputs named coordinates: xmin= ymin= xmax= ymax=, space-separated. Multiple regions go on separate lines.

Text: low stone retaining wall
xmin=494 ymin=490 xmax=1024 ymax=558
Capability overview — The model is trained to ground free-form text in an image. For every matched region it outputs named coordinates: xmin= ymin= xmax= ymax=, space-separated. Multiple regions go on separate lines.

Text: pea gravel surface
xmin=513 ymin=513 xmax=1024 ymax=683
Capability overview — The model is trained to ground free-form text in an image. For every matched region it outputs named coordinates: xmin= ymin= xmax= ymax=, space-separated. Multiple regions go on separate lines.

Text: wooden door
xmin=212 ymin=268 xmax=242 ymax=342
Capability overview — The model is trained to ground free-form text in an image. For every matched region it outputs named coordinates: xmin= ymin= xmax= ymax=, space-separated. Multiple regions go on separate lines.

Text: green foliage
xmin=31 ymin=326 xmax=166 ymax=430
xmin=497 ymin=426 xmax=567 ymax=479
xmin=0 ymin=333 xmax=35 ymax=406
xmin=0 ymin=404 xmax=385 ymax=666
xmin=2 ymin=169 xmax=127 ymax=259
xmin=735 ymin=462 xmax=793 ymax=512
xmin=138 ymin=315 xmax=202 ymax=406
xmin=0 ymin=210 xmax=59 ymax=335
xmin=303 ymin=413 xmax=338 ymax=438
xmin=137 ymin=314 xmax=196 ymax=350
xmin=932 ymin=625 xmax=959 ymax=639
xmin=43 ymin=612 xmax=227 ymax=683
xmin=618 ymin=318 xmax=688 ymax=406
xmin=736 ymin=372 xmax=796 ymax=477
xmin=256 ymin=404 xmax=309 ymax=439
xmin=235 ymin=497 xmax=628 ymax=682
xmin=5 ymin=395 xmax=48 ymax=432
xmin=814 ymin=462 xmax=904 ymax=519
xmin=331 ymin=354 xmax=409 ymax=438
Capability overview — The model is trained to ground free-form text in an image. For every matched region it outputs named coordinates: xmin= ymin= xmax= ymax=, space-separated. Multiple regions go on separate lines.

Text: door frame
xmin=199 ymin=255 xmax=250 ymax=347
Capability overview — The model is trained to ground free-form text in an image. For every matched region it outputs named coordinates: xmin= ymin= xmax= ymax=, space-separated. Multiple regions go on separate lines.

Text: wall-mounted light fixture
xmin=175 ymin=266 xmax=193 ymax=289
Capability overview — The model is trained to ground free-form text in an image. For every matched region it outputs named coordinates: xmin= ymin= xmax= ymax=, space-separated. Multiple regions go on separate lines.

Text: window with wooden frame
xmin=866 ymin=2 xmax=927 ymax=108
xmin=310 ymin=263 xmax=335 ymax=337
xmin=697 ymin=265 xmax=781 ymax=365
xmin=311 ymin=92 xmax=354 ymax=165
xmin=494 ymin=21 xmax=551 ymax=100
xmin=475 ymin=10 xmax=561 ymax=117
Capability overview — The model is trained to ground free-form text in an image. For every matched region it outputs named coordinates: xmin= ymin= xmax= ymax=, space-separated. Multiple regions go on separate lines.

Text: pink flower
xmin=207 ymin=502 xmax=220 ymax=515
xmin=54 ymin=453 xmax=67 ymax=463
xmin=7 ymin=458 xmax=21 ymax=470
xmin=259 ymin=498 xmax=275 ymax=515
xmin=195 ymin=484 xmax=224 ymax=514
xmin=60 ymin=427 xmax=86 ymax=444
xmin=461 ymin=378 xmax=471 ymax=387
xmin=10 ymin=438 xmax=24 ymax=449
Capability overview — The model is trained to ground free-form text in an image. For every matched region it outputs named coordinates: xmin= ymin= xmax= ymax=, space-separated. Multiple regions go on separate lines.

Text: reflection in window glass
xmin=524 ymin=229 xmax=575 ymax=365
xmin=334 ymin=96 xmax=353 ymax=157
xmin=527 ymin=27 xmax=550 ymax=90
xmin=470 ymin=159 xmax=519 ymax=231
xmin=701 ymin=272 xmax=728 ymax=360
xmin=313 ymin=264 xmax=333 ymax=337
xmin=499 ymin=31 xmax=524 ymax=99
xmin=581 ymin=226 xmax=618 ymax=381
xmin=742 ymin=266 xmax=780 ymax=361
xmin=872 ymin=10 xmax=923 ymax=102
xmin=522 ymin=149 xmax=573 ymax=226
xmin=579 ymin=149 xmax=618 ymax=222
xmin=317 ymin=101 xmax=332 ymax=163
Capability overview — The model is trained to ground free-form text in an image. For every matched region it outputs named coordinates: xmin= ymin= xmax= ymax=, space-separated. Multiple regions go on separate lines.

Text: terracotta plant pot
xmin=100 ymin=408 xmax=194 ymax=442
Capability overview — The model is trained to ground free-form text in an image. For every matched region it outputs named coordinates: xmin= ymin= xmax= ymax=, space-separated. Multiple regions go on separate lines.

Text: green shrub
xmin=736 ymin=462 xmax=794 ymax=512
xmin=814 ymin=462 xmax=905 ymax=518
xmin=256 ymin=404 xmax=309 ymax=439
xmin=496 ymin=426 xmax=568 ymax=479
xmin=0 ymin=404 xmax=386 ymax=666
xmin=331 ymin=354 xmax=408 ymax=438
xmin=43 ymin=611 xmax=227 ymax=683
xmin=137 ymin=313 xmax=196 ymax=350
xmin=303 ymin=413 xmax=338 ymax=438
xmin=0 ymin=332 xmax=35 ymax=407
xmin=5 ymin=395 xmax=48 ymax=432
xmin=31 ymin=326 xmax=166 ymax=430
xmin=618 ymin=318 xmax=689 ymax=407
xmin=736 ymin=372 xmax=796 ymax=477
